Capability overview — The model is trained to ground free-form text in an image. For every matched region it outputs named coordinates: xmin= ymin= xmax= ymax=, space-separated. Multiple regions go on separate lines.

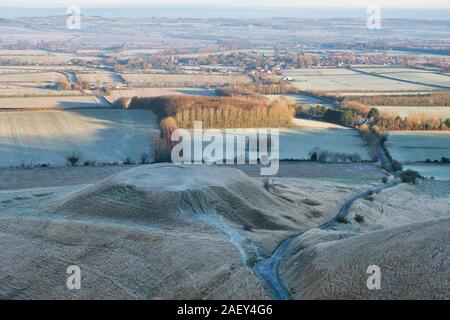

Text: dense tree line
xmin=128 ymin=95 xmax=295 ymax=129
xmin=342 ymin=92 xmax=450 ymax=107
xmin=313 ymin=96 xmax=450 ymax=131
xmin=216 ymin=83 xmax=298 ymax=97
xmin=322 ymin=109 xmax=360 ymax=127
xmin=308 ymin=147 xmax=363 ymax=163
xmin=375 ymin=113 xmax=449 ymax=131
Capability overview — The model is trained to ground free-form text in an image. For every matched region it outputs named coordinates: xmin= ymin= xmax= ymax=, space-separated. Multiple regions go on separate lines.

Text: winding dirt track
xmin=253 ymin=182 xmax=399 ymax=300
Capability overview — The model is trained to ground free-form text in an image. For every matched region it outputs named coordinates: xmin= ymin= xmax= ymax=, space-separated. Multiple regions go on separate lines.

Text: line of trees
xmin=216 ymin=83 xmax=298 ymax=97
xmin=341 ymin=92 xmax=450 ymax=107
xmin=338 ymin=100 xmax=449 ymax=131
xmin=376 ymin=113 xmax=449 ymax=131
xmin=129 ymin=95 xmax=295 ymax=129
xmin=309 ymin=147 xmax=363 ymax=163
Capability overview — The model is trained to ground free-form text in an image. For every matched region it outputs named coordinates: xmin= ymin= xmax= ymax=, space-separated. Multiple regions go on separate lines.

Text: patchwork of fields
xmin=0 ymin=109 xmax=159 ymax=167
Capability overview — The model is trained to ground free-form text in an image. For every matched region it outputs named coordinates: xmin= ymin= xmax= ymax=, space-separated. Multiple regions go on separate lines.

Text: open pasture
xmin=386 ymin=131 xmax=450 ymax=162
xmin=284 ymin=68 xmax=436 ymax=92
xmin=0 ymin=109 xmax=159 ymax=167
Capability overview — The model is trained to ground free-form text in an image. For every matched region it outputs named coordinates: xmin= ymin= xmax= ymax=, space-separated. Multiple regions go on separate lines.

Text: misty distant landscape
xmin=0 ymin=3 xmax=448 ymax=301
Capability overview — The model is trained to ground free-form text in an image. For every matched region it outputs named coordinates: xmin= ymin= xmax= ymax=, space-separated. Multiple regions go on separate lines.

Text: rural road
xmin=253 ymin=182 xmax=399 ymax=300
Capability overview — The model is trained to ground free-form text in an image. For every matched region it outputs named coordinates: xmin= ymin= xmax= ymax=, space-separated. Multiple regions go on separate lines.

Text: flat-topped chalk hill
xmin=47 ymin=164 xmax=302 ymax=233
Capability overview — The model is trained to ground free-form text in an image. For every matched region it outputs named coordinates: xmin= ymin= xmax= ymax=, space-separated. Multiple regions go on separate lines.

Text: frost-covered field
xmin=277 ymin=127 xmax=370 ymax=160
xmin=0 ymin=96 xmax=110 ymax=109
xmin=356 ymin=67 xmax=450 ymax=88
xmin=105 ymin=87 xmax=216 ymax=103
xmin=76 ymin=72 xmax=124 ymax=85
xmin=377 ymin=106 xmax=450 ymax=119
xmin=115 ymin=49 xmax=161 ymax=57
xmin=0 ymin=66 xmax=91 ymax=73
xmin=265 ymin=94 xmax=325 ymax=104
xmin=188 ymin=125 xmax=370 ymax=161
xmin=0 ymin=55 xmax=74 ymax=65
xmin=122 ymin=73 xmax=250 ymax=87
xmin=404 ymin=164 xmax=450 ymax=181
xmin=387 ymin=131 xmax=450 ymax=162
xmin=0 ymin=50 xmax=50 ymax=56
xmin=0 ymin=109 xmax=159 ymax=167
xmin=0 ymin=72 xmax=64 ymax=83
xmin=284 ymin=68 xmax=435 ymax=92
xmin=336 ymin=91 xmax=433 ymax=96
xmin=0 ymin=88 xmax=83 ymax=97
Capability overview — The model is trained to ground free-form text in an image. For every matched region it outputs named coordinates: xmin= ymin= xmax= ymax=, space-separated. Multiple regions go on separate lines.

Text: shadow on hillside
xmin=0 ymin=109 xmax=160 ymax=168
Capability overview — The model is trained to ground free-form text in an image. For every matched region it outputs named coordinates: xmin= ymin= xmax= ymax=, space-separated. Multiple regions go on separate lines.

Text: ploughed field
xmin=0 ymin=109 xmax=159 ymax=167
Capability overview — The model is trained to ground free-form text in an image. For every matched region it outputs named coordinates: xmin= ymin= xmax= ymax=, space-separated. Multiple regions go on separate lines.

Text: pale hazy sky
xmin=2 ymin=0 xmax=449 ymax=9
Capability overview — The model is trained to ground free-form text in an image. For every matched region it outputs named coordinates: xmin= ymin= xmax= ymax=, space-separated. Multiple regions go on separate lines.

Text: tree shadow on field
xmin=0 ymin=109 xmax=160 ymax=168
